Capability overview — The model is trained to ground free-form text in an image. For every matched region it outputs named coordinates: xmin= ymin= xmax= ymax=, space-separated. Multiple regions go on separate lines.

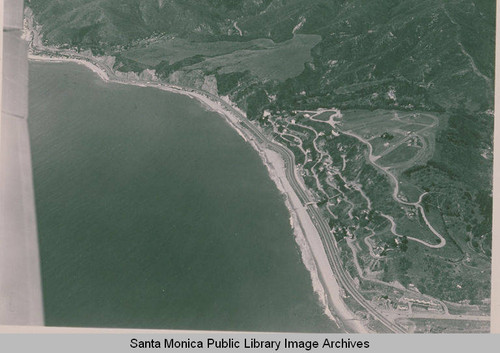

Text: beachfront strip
xmin=26 ymin=31 xmax=490 ymax=333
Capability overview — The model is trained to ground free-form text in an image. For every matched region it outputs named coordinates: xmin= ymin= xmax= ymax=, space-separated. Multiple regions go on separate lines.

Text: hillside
xmin=27 ymin=0 xmax=495 ymax=330
xmin=28 ymin=0 xmax=494 ymax=110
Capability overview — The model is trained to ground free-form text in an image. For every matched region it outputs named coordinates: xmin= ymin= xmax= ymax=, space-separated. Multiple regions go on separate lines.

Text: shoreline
xmin=28 ymin=52 xmax=368 ymax=333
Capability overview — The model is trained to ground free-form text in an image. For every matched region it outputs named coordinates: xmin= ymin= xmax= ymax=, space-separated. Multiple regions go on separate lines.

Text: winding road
xmin=30 ymin=35 xmax=490 ymax=334
xmin=30 ymin=46 xmax=408 ymax=332
xmin=306 ymin=110 xmax=446 ymax=249
xmin=218 ymin=112 xmax=408 ymax=333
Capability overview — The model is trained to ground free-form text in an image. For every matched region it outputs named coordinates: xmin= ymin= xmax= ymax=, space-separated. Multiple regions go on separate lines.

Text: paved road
xmin=239 ymin=110 xmax=493 ymax=330
xmin=214 ymin=104 xmax=407 ymax=333
xmin=340 ymin=129 xmax=446 ymax=248
xmin=31 ymin=46 xmax=406 ymax=332
xmin=32 ymin=47 xmax=486 ymax=333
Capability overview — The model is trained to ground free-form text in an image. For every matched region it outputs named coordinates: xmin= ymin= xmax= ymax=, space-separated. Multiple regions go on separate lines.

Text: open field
xmin=261 ymin=106 xmax=490 ymax=326
xmin=378 ymin=144 xmax=421 ymax=168
xmin=121 ymin=37 xmax=259 ymax=66
xmin=121 ymin=34 xmax=321 ymax=81
xmin=370 ymin=136 xmax=407 ymax=158
xmin=22 ymin=0 xmax=494 ymax=333
xmin=185 ymin=34 xmax=321 ymax=81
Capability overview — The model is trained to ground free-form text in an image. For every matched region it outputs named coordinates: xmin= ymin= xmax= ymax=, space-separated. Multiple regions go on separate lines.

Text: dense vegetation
xmin=29 ymin=0 xmax=495 ymax=305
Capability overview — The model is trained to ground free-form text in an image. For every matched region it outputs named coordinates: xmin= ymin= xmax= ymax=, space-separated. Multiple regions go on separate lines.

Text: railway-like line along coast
xmin=20 ymin=0 xmax=494 ymax=334
xmin=28 ymin=47 xmax=386 ymax=333
xmin=27 ymin=25 xmax=489 ymax=331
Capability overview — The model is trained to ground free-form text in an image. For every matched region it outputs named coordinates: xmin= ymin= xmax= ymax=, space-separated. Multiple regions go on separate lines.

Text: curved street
xmin=215 ymin=105 xmax=407 ymax=333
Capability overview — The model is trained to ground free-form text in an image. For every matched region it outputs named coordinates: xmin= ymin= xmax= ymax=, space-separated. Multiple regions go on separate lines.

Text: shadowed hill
xmin=27 ymin=0 xmax=274 ymax=45
xmin=25 ymin=0 xmax=495 ymax=325
xmin=28 ymin=0 xmax=495 ymax=112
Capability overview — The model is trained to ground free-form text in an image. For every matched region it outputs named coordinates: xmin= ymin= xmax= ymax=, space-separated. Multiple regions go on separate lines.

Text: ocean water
xmin=28 ymin=61 xmax=339 ymax=332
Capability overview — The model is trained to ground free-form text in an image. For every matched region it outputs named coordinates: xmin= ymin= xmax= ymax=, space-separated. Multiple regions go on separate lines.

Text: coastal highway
xmin=29 ymin=47 xmax=405 ymax=332
xmin=210 ymin=100 xmax=407 ymax=333
xmin=268 ymin=143 xmax=407 ymax=333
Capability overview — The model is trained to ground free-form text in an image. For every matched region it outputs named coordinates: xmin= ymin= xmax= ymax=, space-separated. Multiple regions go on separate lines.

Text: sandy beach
xmin=28 ymin=50 xmax=368 ymax=333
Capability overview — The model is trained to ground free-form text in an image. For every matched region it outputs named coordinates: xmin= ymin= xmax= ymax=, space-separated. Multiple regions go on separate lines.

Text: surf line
xmin=28 ymin=52 xmax=367 ymax=333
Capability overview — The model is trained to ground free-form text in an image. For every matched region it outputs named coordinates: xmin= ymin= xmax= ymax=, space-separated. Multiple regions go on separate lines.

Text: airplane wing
xmin=0 ymin=0 xmax=44 ymax=326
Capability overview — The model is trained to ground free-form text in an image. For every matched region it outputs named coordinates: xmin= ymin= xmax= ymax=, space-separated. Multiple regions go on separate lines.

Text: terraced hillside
xmin=27 ymin=0 xmax=494 ymax=333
